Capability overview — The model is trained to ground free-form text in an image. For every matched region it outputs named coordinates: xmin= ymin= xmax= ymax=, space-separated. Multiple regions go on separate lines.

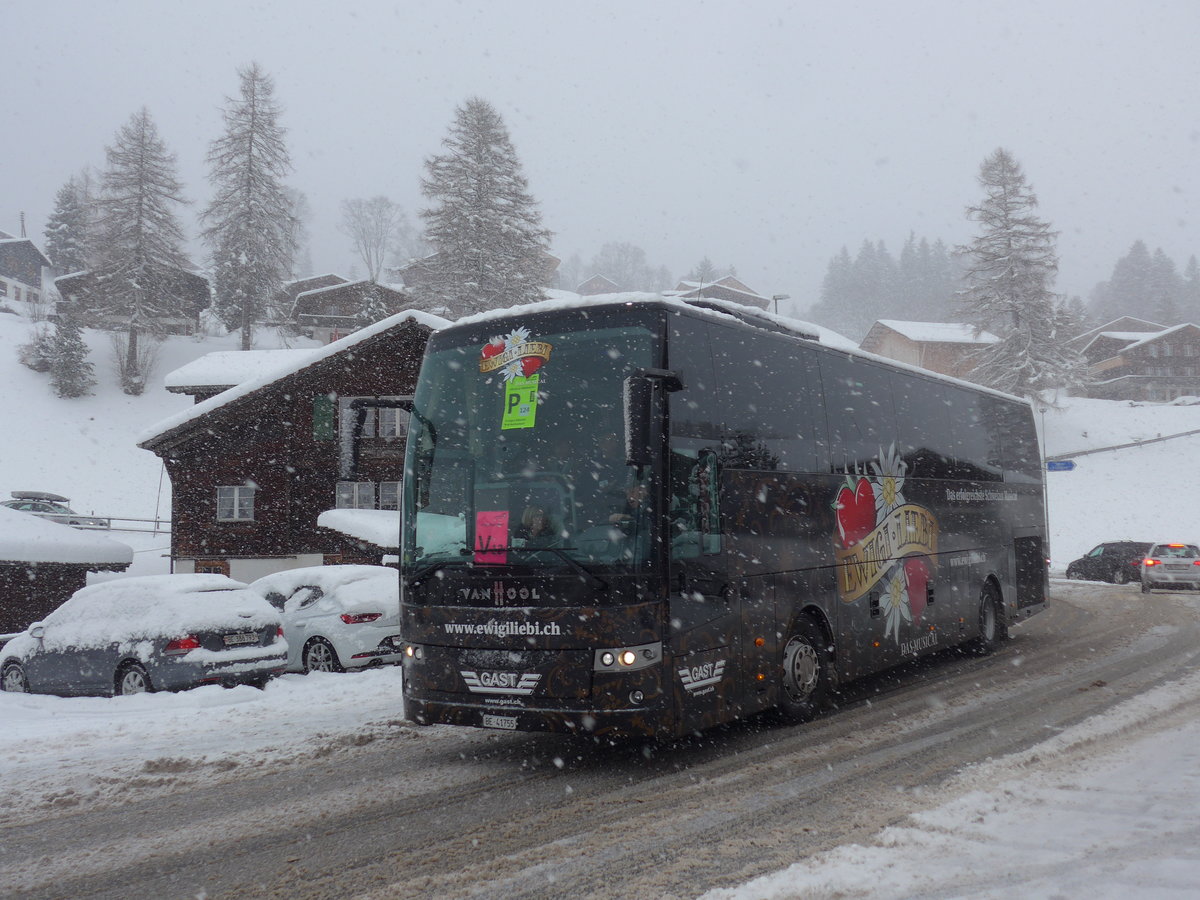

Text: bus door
xmin=667 ymin=447 xmax=739 ymax=733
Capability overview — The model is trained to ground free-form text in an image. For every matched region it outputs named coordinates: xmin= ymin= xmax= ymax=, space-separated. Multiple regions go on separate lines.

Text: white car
xmin=248 ymin=565 xmax=401 ymax=673
xmin=1141 ymin=543 xmax=1200 ymax=592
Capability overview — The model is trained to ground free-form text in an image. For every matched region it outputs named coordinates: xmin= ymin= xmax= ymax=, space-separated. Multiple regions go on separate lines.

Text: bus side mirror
xmin=624 ymin=376 xmax=653 ymax=467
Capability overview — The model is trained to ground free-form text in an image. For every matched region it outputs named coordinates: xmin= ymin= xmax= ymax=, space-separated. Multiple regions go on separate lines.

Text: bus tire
xmin=973 ymin=583 xmax=1007 ymax=654
xmin=777 ymin=617 xmax=833 ymax=723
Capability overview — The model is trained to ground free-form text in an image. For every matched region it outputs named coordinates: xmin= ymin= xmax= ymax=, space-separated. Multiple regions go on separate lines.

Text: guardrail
xmin=1046 ymin=426 xmax=1200 ymax=461
xmin=107 ymin=516 xmax=171 ymax=535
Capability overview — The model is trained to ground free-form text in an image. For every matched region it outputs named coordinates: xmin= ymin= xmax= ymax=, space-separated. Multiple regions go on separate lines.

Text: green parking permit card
xmin=502 ymin=374 xmax=539 ymax=429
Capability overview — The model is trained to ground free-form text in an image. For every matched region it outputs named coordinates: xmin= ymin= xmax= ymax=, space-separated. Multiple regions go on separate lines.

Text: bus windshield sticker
xmin=479 ymin=327 xmax=553 ymax=380
xmin=474 ymin=510 xmax=510 ymax=564
xmin=833 ymin=445 xmax=939 ymax=644
xmin=501 ymin=373 xmax=539 ymax=430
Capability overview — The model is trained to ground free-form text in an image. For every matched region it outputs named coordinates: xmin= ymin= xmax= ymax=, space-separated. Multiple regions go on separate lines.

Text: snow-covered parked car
xmin=247 ymin=565 xmax=402 ymax=673
xmin=0 ymin=574 xmax=287 ymax=696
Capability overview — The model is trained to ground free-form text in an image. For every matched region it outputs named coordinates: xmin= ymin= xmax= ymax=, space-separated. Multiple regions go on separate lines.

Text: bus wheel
xmin=777 ymin=618 xmax=832 ymax=723
xmin=973 ymin=583 xmax=1007 ymax=654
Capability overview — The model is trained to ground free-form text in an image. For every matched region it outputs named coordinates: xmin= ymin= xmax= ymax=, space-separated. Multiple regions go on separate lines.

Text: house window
xmin=217 ymin=485 xmax=256 ymax=521
xmin=0 ymin=282 xmax=7 ymax=297
xmin=12 ymin=286 xmax=20 ymax=302
xmin=27 ymin=290 xmax=39 ymax=304
xmin=338 ymin=397 xmax=411 ymax=439
xmin=379 ymin=481 xmax=401 ymax=511
xmin=195 ymin=560 xmax=230 ymax=576
xmin=336 ymin=481 xmax=375 ymax=509
xmin=1149 ymin=345 xmax=1159 ymax=358
xmin=1185 ymin=345 xmax=1198 ymax=357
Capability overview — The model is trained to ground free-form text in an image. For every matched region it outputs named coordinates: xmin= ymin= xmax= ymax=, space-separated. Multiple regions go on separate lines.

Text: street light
xmin=771 ymin=293 xmax=790 ymax=315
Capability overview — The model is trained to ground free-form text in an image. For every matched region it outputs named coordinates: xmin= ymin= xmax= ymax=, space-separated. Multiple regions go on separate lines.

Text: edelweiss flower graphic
xmin=870 ymin=443 xmax=907 ymax=521
xmin=501 ymin=327 xmax=532 ymax=381
xmin=880 ymin=567 xmax=912 ymax=643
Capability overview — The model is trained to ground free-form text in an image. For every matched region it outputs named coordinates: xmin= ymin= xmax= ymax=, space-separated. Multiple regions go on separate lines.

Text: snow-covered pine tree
xmin=957 ymin=148 xmax=1086 ymax=396
xmin=48 ymin=308 xmax=95 ymax=398
xmin=201 ymin=63 xmax=296 ymax=350
xmin=43 ymin=176 xmax=93 ymax=274
xmin=417 ymin=98 xmax=552 ymax=317
xmin=90 ymin=108 xmax=191 ymax=394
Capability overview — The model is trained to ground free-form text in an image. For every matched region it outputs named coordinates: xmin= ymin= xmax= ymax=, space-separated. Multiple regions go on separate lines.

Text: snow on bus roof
xmin=453 ymin=294 xmax=1032 ymax=406
xmin=0 ymin=506 xmax=132 ymax=567
xmin=139 ymin=308 xmax=451 ymax=447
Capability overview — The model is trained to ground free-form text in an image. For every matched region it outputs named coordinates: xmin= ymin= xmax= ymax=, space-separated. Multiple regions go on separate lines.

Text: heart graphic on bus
xmin=520 ymin=356 xmax=544 ymax=377
xmin=482 ymin=339 xmax=505 ymax=360
xmin=835 ymin=477 xmax=876 ymax=547
xmin=904 ymin=557 xmax=929 ymax=623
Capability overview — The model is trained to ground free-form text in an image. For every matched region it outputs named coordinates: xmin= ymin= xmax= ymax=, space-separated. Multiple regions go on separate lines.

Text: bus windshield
xmin=404 ymin=320 xmax=658 ymax=574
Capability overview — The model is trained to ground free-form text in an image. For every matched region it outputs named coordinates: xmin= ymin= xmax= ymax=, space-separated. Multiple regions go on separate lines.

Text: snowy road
xmin=3 ymin=580 xmax=1199 ymax=899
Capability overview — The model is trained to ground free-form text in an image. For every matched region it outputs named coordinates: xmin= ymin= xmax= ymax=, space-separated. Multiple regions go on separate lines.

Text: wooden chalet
xmin=139 ymin=310 xmax=449 ymax=581
xmin=859 ymin=319 xmax=1000 ymax=380
xmin=575 ymin=274 xmax=621 ymax=295
xmin=55 ymin=266 xmax=211 ymax=335
xmin=666 ymin=276 xmax=771 ymax=310
xmin=0 ymin=507 xmax=132 ymax=634
xmin=0 ymin=234 xmax=51 ymax=308
xmin=1079 ymin=323 xmax=1200 ymax=401
xmin=292 ymin=280 xmax=410 ymax=343
xmin=164 ymin=349 xmax=316 ymax=404
xmin=270 ymin=274 xmax=348 ymax=325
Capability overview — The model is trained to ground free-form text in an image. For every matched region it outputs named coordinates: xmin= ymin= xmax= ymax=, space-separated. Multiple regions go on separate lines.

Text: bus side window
xmin=669 ymin=448 xmax=721 ymax=558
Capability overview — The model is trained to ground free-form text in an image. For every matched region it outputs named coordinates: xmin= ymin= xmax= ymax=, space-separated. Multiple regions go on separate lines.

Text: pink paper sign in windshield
xmin=474 ymin=510 xmax=510 ymax=564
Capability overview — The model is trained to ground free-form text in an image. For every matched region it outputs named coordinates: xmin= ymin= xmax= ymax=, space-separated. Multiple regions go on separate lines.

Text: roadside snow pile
xmin=704 ymin=667 xmax=1200 ymax=900
xmin=0 ymin=665 xmax=409 ymax=816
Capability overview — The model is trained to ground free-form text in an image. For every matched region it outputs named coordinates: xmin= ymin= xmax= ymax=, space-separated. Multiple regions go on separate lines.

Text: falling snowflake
xmin=870 ymin=443 xmax=907 ymax=520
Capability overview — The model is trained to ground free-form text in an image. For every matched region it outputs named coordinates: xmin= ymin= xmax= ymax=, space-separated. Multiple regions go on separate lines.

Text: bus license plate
xmin=482 ymin=714 xmax=518 ymax=730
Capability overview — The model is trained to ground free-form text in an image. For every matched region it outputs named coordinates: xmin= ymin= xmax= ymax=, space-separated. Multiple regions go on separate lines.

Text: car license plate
xmin=482 ymin=714 xmax=518 ymax=730
xmin=223 ymin=632 xmax=259 ymax=646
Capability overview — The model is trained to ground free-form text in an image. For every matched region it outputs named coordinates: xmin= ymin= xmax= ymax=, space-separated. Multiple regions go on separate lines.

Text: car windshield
xmin=404 ymin=320 xmax=657 ymax=573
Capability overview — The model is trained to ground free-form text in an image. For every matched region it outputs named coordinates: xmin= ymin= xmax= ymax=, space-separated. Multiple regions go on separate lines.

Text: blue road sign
xmin=1046 ymin=460 xmax=1076 ymax=472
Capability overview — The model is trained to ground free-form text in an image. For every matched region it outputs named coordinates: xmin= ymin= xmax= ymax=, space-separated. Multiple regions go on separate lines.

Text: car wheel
xmin=302 ymin=637 xmax=344 ymax=674
xmin=972 ymin=583 xmax=1007 ymax=654
xmin=1113 ymin=568 xmax=1130 ymax=585
xmin=115 ymin=662 xmax=152 ymax=696
xmin=1141 ymin=580 xmax=1151 ymax=594
xmin=776 ymin=617 xmax=833 ymax=723
xmin=1 ymin=661 xmax=28 ymax=692
xmin=1066 ymin=567 xmax=1083 ymax=580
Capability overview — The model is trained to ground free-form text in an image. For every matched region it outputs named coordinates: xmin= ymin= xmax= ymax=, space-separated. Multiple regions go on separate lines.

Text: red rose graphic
xmin=904 ymin=557 xmax=930 ymax=623
xmin=835 ymin=478 xmax=876 ymax=547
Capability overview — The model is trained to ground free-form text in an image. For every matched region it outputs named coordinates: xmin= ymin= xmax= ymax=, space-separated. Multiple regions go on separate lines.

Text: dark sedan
xmin=1065 ymin=542 xmax=1152 ymax=584
xmin=0 ymin=574 xmax=287 ymax=696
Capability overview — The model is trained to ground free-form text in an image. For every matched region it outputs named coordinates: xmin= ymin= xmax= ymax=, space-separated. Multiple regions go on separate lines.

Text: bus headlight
xmin=593 ymin=642 xmax=661 ymax=672
xmin=404 ymin=644 xmax=423 ymax=660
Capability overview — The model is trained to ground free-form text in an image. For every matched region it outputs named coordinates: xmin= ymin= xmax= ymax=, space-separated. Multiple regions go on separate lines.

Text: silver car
xmin=2 ymin=491 xmax=109 ymax=529
xmin=1141 ymin=543 xmax=1200 ymax=592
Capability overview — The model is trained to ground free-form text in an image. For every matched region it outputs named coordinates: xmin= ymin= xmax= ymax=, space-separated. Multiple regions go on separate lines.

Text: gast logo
xmin=678 ymin=659 xmax=726 ymax=694
xmin=460 ymin=670 xmax=542 ymax=696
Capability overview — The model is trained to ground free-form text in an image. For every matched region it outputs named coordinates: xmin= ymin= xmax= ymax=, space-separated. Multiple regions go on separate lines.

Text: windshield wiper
xmin=505 ymin=547 xmax=608 ymax=591
xmin=405 ymin=549 xmax=471 ymax=587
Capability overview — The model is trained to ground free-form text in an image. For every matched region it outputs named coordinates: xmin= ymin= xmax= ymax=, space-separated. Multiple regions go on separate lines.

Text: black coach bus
xmin=399 ymin=297 xmax=1047 ymax=739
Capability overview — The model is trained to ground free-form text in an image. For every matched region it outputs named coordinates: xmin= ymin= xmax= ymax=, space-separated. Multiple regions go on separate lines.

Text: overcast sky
xmin=6 ymin=0 xmax=1199 ymax=317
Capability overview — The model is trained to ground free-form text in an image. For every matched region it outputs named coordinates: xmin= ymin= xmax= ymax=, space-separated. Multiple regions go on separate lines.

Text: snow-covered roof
xmin=316 ymin=509 xmax=400 ymax=549
xmin=163 ymin=350 xmax=316 ymax=391
xmin=139 ymin=308 xmax=451 ymax=447
xmin=1121 ymin=322 xmax=1200 ymax=351
xmin=874 ymin=320 xmax=1000 ymax=344
xmin=0 ymin=506 xmax=132 ymax=567
xmin=295 ymin=279 xmax=372 ymax=300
